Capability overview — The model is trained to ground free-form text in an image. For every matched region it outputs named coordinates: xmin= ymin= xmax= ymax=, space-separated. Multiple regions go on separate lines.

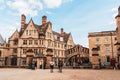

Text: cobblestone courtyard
xmin=0 ymin=68 xmax=120 ymax=80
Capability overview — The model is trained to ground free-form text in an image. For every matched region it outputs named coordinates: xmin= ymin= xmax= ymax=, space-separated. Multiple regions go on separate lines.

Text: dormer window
xmin=60 ymin=37 xmax=63 ymax=41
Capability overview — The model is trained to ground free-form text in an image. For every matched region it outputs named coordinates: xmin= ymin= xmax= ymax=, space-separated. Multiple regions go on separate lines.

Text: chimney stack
xmin=61 ymin=28 xmax=64 ymax=34
xmin=61 ymin=28 xmax=65 ymax=37
xmin=42 ymin=15 xmax=47 ymax=26
xmin=21 ymin=14 xmax=26 ymax=30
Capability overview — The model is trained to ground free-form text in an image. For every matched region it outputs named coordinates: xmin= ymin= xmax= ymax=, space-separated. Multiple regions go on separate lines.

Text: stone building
xmin=0 ymin=34 xmax=9 ymax=67
xmin=7 ymin=14 xmax=75 ymax=68
xmin=88 ymin=31 xmax=117 ymax=65
xmin=115 ymin=6 xmax=120 ymax=66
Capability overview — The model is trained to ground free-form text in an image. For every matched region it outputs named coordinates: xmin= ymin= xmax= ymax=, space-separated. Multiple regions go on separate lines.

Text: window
xmin=34 ymin=30 xmax=36 ymax=35
xmin=13 ymin=39 xmax=18 ymax=45
xmin=96 ymin=38 xmax=100 ymax=42
xmin=105 ymin=45 xmax=110 ymax=52
xmin=96 ymin=45 xmax=100 ymax=50
xmin=13 ymin=48 xmax=17 ymax=53
xmin=29 ymin=40 xmax=32 ymax=45
xmin=34 ymin=49 xmax=38 ymax=53
xmin=22 ymin=58 xmax=26 ymax=65
xmin=114 ymin=37 xmax=117 ymax=43
xmin=54 ymin=42 xmax=57 ymax=47
xmin=60 ymin=37 xmax=63 ymax=41
xmin=29 ymin=30 xmax=33 ymax=35
xmin=58 ymin=43 xmax=60 ymax=48
xmin=34 ymin=40 xmax=38 ymax=45
xmin=50 ymin=33 xmax=51 ymax=38
xmin=26 ymin=30 xmax=28 ymax=35
xmin=23 ymin=49 xmax=26 ymax=54
xmin=105 ymin=37 xmax=109 ymax=42
xmin=23 ymin=40 xmax=27 ymax=45
xmin=54 ymin=35 xmax=57 ymax=40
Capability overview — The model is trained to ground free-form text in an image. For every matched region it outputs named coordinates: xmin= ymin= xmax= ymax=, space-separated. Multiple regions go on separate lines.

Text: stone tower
xmin=116 ymin=6 xmax=120 ymax=44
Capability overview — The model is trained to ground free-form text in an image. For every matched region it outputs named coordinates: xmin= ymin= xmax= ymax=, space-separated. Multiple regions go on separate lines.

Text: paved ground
xmin=0 ymin=68 xmax=120 ymax=80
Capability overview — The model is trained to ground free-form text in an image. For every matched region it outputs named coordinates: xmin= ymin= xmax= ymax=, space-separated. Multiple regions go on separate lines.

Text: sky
xmin=0 ymin=0 xmax=120 ymax=47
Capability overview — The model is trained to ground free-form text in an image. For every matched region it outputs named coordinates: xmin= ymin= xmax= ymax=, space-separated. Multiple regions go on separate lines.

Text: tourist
xmin=39 ymin=61 xmax=42 ymax=69
xmin=58 ymin=59 xmax=63 ymax=73
xmin=50 ymin=60 xmax=54 ymax=73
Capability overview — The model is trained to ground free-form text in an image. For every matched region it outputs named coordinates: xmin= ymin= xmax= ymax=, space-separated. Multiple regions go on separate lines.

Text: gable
xmin=9 ymin=30 xmax=19 ymax=40
xmin=67 ymin=34 xmax=74 ymax=46
xmin=20 ymin=20 xmax=39 ymax=38
xmin=45 ymin=23 xmax=54 ymax=40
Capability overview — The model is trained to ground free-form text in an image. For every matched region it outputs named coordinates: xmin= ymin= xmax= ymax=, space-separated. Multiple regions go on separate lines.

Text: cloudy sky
xmin=0 ymin=0 xmax=120 ymax=47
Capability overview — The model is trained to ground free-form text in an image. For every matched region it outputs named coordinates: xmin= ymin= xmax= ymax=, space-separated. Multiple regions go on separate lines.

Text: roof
xmin=53 ymin=31 xmax=70 ymax=42
xmin=88 ymin=30 xmax=116 ymax=37
xmin=0 ymin=34 xmax=5 ymax=44
xmin=19 ymin=18 xmax=70 ymax=43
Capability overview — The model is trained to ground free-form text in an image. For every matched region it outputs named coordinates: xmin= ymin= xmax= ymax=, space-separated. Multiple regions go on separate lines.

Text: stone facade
xmin=0 ymin=35 xmax=10 ymax=67
xmin=7 ymin=14 xmax=75 ymax=68
xmin=115 ymin=6 xmax=120 ymax=65
xmin=88 ymin=31 xmax=117 ymax=65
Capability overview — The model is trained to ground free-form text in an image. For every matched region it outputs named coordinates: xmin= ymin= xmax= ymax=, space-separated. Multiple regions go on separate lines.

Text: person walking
xmin=39 ymin=61 xmax=42 ymax=69
xmin=58 ymin=59 xmax=63 ymax=73
xmin=111 ymin=58 xmax=116 ymax=70
xmin=50 ymin=60 xmax=54 ymax=73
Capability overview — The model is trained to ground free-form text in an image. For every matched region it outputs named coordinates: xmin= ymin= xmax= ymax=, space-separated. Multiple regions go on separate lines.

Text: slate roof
xmin=19 ymin=19 xmax=70 ymax=43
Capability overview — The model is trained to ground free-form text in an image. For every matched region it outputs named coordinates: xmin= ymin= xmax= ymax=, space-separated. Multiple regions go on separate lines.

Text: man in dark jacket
xmin=58 ymin=59 xmax=63 ymax=73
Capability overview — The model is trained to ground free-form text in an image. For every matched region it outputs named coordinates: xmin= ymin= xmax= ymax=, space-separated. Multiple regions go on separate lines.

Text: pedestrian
xmin=50 ymin=60 xmax=54 ymax=73
xmin=73 ymin=62 xmax=76 ymax=69
xmin=39 ymin=61 xmax=42 ymax=69
xmin=103 ymin=61 xmax=107 ymax=68
xmin=58 ymin=59 xmax=63 ymax=73
xmin=111 ymin=58 xmax=116 ymax=70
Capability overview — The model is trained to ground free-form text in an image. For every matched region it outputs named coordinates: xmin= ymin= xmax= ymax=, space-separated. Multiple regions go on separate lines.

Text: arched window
xmin=0 ymin=50 xmax=1 ymax=57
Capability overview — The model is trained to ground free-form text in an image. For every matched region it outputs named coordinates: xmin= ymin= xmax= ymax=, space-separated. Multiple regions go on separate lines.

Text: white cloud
xmin=43 ymin=0 xmax=74 ymax=8
xmin=0 ymin=0 xmax=5 ymax=10
xmin=0 ymin=5 xmax=5 ymax=10
xmin=0 ymin=0 xmax=4 ymax=3
xmin=46 ymin=11 xmax=53 ymax=14
xmin=63 ymin=0 xmax=74 ymax=3
xmin=109 ymin=21 xmax=115 ymax=25
xmin=111 ymin=7 xmax=118 ymax=18
xmin=43 ymin=0 xmax=62 ymax=8
xmin=6 ymin=0 xmax=43 ymax=16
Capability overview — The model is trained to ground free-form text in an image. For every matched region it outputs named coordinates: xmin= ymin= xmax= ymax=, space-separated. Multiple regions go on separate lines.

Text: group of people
xmin=50 ymin=59 xmax=63 ymax=73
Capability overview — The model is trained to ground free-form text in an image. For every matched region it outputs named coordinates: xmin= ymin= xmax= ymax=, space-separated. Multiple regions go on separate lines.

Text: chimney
xmin=42 ymin=15 xmax=47 ymax=26
xmin=61 ymin=28 xmax=64 ymax=34
xmin=61 ymin=28 xmax=65 ymax=37
xmin=21 ymin=14 xmax=26 ymax=30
